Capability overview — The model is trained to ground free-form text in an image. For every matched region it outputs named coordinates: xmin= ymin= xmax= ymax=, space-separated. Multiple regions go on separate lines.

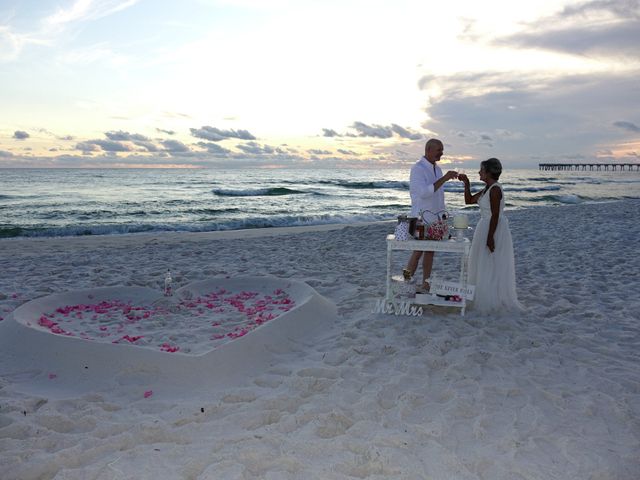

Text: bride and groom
xmin=403 ymin=138 xmax=522 ymax=314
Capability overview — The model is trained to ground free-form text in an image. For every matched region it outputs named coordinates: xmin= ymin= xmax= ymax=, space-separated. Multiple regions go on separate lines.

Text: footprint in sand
xmin=315 ymin=412 xmax=354 ymax=439
xmin=222 ymin=391 xmax=258 ymax=404
xmin=253 ymin=375 xmax=283 ymax=388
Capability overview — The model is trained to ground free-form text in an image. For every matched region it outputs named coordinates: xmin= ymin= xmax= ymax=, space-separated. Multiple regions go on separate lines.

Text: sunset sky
xmin=1 ymin=0 xmax=639 ymax=168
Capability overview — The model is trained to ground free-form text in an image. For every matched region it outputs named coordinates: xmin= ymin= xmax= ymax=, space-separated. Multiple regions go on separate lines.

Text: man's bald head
xmin=425 ymin=139 xmax=444 ymax=163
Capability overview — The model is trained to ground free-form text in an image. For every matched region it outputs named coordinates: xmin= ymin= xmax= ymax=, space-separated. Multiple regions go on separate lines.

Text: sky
xmin=0 ymin=0 xmax=639 ymax=169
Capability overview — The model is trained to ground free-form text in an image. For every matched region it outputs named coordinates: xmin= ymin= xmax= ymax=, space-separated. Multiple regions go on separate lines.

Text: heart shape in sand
xmin=11 ymin=277 xmax=333 ymax=357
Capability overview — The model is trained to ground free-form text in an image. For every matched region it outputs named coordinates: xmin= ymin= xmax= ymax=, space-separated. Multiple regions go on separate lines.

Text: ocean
xmin=1 ymin=167 xmax=639 ymax=238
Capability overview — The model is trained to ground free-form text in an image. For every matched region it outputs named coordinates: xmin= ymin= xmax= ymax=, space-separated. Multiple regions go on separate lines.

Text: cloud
xmin=435 ymin=2 xmax=640 ymax=166
xmin=0 ymin=24 xmax=49 ymax=62
xmin=495 ymin=0 xmax=640 ymax=59
xmin=104 ymin=130 xmax=159 ymax=151
xmin=0 ymin=148 xmax=409 ymax=169
xmin=1 ymin=1 xmax=141 ymax=63
xmin=13 ymin=130 xmax=29 ymax=140
xmin=162 ymin=111 xmax=191 ymax=119
xmin=322 ymin=122 xmax=424 ymax=140
xmin=133 ymin=141 xmax=160 ymax=152
xmin=418 ymin=69 xmax=640 ymax=165
xmin=451 ymin=130 xmax=494 ymax=147
xmin=351 ymin=121 xmax=393 ymax=139
xmin=156 ymin=128 xmax=176 ymax=135
xmin=105 ymin=130 xmax=150 ymax=142
xmin=0 ymin=152 xmax=202 ymax=168
xmin=308 ymin=149 xmax=331 ymax=155
xmin=92 ymin=140 xmax=131 ymax=152
xmin=499 ymin=22 xmax=640 ymax=60
xmin=75 ymin=139 xmax=131 ymax=152
xmin=0 ymin=150 xmax=14 ymax=157
xmin=0 ymin=26 xmax=22 ymax=61
xmin=196 ymin=142 xmax=231 ymax=155
xmin=35 ymin=127 xmax=55 ymax=136
xmin=74 ymin=132 xmax=164 ymax=153
xmin=161 ymin=139 xmax=191 ymax=153
xmin=390 ymin=124 xmax=424 ymax=140
xmin=190 ymin=126 xmax=256 ymax=142
xmin=75 ymin=142 xmax=101 ymax=153
xmin=558 ymin=0 xmax=640 ymax=21
xmin=235 ymin=141 xmax=275 ymax=155
xmin=45 ymin=0 xmax=142 ymax=27
xmin=613 ymin=120 xmax=640 ymax=133
xmin=33 ymin=128 xmax=76 ymax=141
xmin=337 ymin=148 xmax=359 ymax=156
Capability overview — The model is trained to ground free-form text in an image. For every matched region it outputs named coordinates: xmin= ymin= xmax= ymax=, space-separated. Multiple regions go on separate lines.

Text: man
xmin=403 ymin=138 xmax=458 ymax=292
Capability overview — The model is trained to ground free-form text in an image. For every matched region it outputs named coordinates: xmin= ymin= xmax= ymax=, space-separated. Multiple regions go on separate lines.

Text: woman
xmin=458 ymin=158 xmax=523 ymax=314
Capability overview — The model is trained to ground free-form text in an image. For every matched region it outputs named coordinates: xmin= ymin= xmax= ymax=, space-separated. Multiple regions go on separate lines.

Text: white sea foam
xmin=555 ymin=193 xmax=582 ymax=204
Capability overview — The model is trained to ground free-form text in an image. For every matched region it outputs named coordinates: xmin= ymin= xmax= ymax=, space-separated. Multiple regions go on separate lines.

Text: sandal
xmin=415 ymin=280 xmax=430 ymax=294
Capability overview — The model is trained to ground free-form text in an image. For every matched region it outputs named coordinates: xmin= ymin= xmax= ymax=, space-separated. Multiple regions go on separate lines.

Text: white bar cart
xmin=386 ymin=234 xmax=471 ymax=316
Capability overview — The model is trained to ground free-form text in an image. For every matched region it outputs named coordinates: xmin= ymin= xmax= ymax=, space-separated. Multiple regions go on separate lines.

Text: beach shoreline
xmin=0 ymin=219 xmax=392 ymax=248
xmin=1 ymin=199 xmax=639 ymax=479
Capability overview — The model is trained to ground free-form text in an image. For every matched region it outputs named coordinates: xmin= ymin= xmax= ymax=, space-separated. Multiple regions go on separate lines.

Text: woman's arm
xmin=459 ymin=174 xmax=482 ymax=205
xmin=486 ymin=186 xmax=502 ymax=252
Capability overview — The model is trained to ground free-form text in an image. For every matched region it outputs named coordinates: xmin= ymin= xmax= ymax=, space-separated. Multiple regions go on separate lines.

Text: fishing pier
xmin=539 ymin=163 xmax=640 ymax=171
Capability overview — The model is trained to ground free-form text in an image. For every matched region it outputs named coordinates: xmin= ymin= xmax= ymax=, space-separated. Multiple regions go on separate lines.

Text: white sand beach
xmin=1 ymin=199 xmax=639 ymax=479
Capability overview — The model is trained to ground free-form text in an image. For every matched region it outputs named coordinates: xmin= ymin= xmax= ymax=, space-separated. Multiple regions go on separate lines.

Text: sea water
xmin=0 ymin=167 xmax=638 ymax=238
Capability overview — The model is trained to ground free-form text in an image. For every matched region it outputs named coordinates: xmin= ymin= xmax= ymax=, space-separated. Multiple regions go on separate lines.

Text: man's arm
xmin=434 ymin=170 xmax=458 ymax=192
xmin=410 ymin=168 xmax=457 ymax=201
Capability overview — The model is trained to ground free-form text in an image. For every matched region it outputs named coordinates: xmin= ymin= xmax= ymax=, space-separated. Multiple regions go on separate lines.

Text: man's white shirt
xmin=409 ymin=156 xmax=446 ymax=222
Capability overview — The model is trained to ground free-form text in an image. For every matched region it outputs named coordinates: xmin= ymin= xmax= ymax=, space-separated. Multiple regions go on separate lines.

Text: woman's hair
xmin=481 ymin=158 xmax=502 ymax=180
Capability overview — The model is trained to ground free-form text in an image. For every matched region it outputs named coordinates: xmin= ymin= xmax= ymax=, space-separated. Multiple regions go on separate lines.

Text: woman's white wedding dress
xmin=467 ymin=183 xmax=523 ymax=314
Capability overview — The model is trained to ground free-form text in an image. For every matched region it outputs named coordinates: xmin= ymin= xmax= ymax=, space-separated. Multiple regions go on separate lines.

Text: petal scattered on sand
xmin=33 ymin=287 xmax=295 ymax=354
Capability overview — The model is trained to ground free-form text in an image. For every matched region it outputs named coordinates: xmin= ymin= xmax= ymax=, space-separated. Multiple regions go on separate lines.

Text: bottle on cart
xmin=164 ymin=269 xmax=173 ymax=296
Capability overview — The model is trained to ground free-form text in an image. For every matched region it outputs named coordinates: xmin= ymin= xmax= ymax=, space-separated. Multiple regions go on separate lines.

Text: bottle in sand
xmin=164 ymin=270 xmax=173 ymax=296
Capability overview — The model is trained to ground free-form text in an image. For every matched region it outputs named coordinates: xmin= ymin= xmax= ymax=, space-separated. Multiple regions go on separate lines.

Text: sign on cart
xmin=430 ymin=280 xmax=475 ymax=300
